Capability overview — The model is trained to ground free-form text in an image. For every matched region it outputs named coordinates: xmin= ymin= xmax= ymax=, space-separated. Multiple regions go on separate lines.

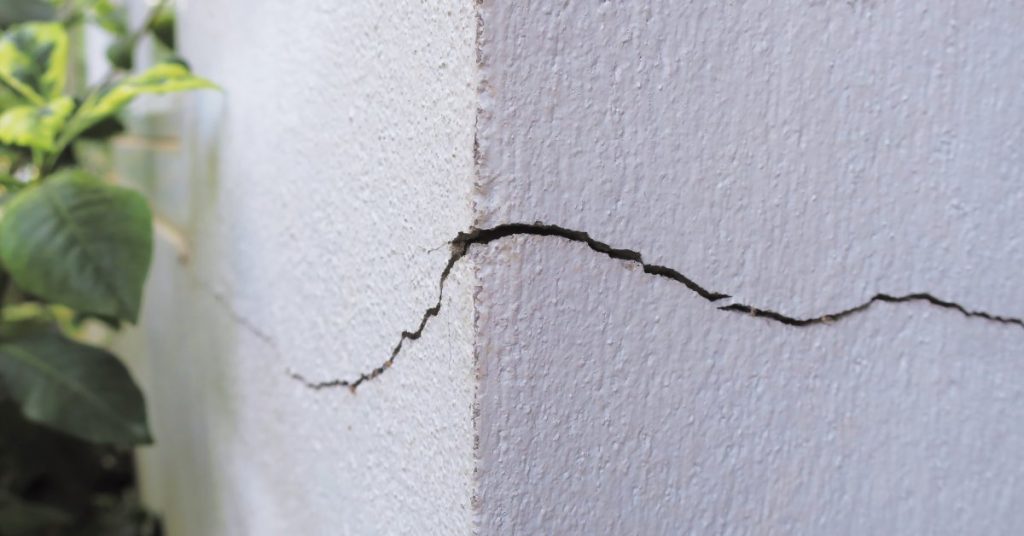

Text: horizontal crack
xmin=720 ymin=293 xmax=1024 ymax=328
xmin=290 ymin=222 xmax=1024 ymax=393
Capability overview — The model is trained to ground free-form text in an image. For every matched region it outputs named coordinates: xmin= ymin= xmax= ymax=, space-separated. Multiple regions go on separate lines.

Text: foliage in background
xmin=0 ymin=1 xmax=213 ymax=534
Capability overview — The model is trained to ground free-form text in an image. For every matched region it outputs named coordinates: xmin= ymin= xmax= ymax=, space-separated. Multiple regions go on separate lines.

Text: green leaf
xmin=150 ymin=5 xmax=175 ymax=49
xmin=0 ymin=332 xmax=151 ymax=445
xmin=77 ymin=62 xmax=215 ymax=126
xmin=0 ymin=400 xmax=105 ymax=512
xmin=105 ymin=36 xmax=133 ymax=71
xmin=0 ymin=96 xmax=73 ymax=151
xmin=0 ymin=166 xmax=24 ymax=193
xmin=0 ymin=173 xmax=22 ymax=192
xmin=0 ymin=144 xmax=21 ymax=173
xmin=0 ymin=170 xmax=153 ymax=321
xmin=0 ymin=84 xmax=20 ymax=111
xmin=0 ymin=491 xmax=71 ymax=535
xmin=83 ymin=0 xmax=128 ymax=36
xmin=0 ymin=22 xmax=68 ymax=104
xmin=78 ymin=115 xmax=123 ymax=139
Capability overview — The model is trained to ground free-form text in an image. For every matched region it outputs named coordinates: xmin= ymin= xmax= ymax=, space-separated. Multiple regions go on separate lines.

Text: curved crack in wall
xmin=286 ymin=222 xmax=1024 ymax=392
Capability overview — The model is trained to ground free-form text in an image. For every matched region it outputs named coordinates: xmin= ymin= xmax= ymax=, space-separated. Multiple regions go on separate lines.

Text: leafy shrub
xmin=0 ymin=1 xmax=213 ymax=533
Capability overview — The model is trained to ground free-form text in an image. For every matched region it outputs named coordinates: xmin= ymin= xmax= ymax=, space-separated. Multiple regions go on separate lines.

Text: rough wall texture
xmin=120 ymin=0 xmax=1024 ymax=534
xmin=474 ymin=1 xmax=1024 ymax=534
xmin=117 ymin=1 xmax=480 ymax=534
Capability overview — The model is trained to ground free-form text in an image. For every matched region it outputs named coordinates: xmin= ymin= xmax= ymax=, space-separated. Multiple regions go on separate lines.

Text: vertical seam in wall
xmin=470 ymin=0 xmax=489 ymax=534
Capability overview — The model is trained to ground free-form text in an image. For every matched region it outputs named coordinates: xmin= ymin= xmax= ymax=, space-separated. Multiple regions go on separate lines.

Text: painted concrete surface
xmin=119 ymin=0 xmax=1024 ymax=534
xmin=475 ymin=1 xmax=1024 ymax=317
xmin=474 ymin=1 xmax=1024 ymax=534
xmin=475 ymin=237 xmax=1024 ymax=534
xmin=120 ymin=0 xmax=480 ymax=534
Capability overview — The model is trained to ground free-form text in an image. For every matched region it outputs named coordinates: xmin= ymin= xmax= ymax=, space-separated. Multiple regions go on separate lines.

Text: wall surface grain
xmin=120 ymin=1 xmax=480 ymax=534
xmin=121 ymin=0 xmax=1024 ymax=534
xmin=474 ymin=1 xmax=1024 ymax=534
xmin=476 ymin=0 xmax=1024 ymax=316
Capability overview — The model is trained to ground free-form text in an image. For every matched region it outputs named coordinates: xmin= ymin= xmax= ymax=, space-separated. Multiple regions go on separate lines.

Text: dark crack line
xmin=719 ymin=294 xmax=1024 ymax=328
xmin=289 ymin=222 xmax=1024 ymax=393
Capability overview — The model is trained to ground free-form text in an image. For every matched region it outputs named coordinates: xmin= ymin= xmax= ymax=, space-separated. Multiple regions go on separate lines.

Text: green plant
xmin=0 ymin=1 xmax=213 ymax=533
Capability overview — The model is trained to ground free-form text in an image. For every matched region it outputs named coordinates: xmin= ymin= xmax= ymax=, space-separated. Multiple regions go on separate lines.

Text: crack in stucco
xmin=188 ymin=273 xmax=279 ymax=348
xmin=719 ymin=295 xmax=1024 ymax=328
xmin=288 ymin=222 xmax=1024 ymax=393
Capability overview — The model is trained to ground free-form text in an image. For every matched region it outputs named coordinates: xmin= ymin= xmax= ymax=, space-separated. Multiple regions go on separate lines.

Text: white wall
xmin=474 ymin=1 xmax=1024 ymax=534
xmin=123 ymin=1 xmax=1024 ymax=534
xmin=119 ymin=1 xmax=480 ymax=534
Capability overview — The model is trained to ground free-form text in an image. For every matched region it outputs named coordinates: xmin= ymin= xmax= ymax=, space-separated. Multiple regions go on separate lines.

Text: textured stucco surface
xmin=119 ymin=1 xmax=480 ymax=534
xmin=117 ymin=0 xmax=1024 ymax=534
xmin=474 ymin=1 xmax=1024 ymax=534
xmin=476 ymin=1 xmax=1024 ymax=316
